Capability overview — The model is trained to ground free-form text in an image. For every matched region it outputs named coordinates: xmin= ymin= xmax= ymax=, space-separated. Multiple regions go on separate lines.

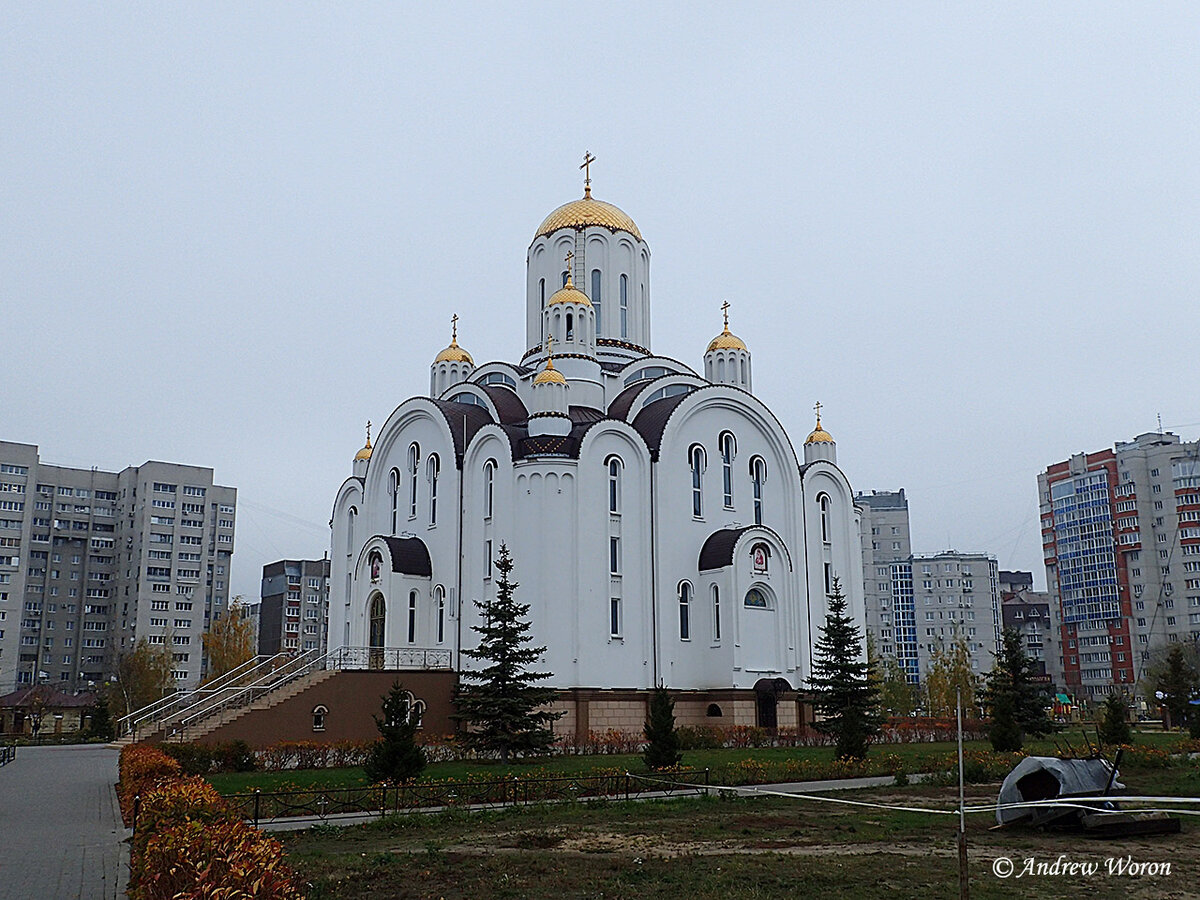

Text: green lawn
xmin=206 ymin=729 xmax=1181 ymax=795
xmin=282 ymin=763 xmax=1200 ymax=900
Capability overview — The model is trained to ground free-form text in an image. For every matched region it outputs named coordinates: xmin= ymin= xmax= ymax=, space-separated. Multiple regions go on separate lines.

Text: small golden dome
xmin=433 ymin=314 xmax=474 ymax=365
xmin=354 ymin=421 xmax=374 ymax=460
xmin=707 ymin=329 xmax=747 ymax=352
xmin=535 ymin=195 xmax=642 ymax=242
xmin=805 ymin=412 xmax=834 ymax=445
xmin=548 ymin=285 xmax=592 ymax=307
xmin=533 ymin=356 xmax=567 ymax=386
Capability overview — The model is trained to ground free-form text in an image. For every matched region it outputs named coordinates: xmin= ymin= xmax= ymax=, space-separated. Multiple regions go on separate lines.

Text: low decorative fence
xmin=223 ymin=769 xmax=712 ymax=827
xmin=0 ymin=743 xmax=15 ymax=767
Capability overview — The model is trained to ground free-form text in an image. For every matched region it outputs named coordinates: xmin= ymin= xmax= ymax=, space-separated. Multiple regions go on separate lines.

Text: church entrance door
xmin=368 ymin=593 xmax=386 ymax=669
xmin=755 ymin=690 xmax=777 ymax=730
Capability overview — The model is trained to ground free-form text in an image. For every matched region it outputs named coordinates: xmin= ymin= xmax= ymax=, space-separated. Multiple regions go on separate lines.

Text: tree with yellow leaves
xmin=202 ymin=598 xmax=256 ymax=683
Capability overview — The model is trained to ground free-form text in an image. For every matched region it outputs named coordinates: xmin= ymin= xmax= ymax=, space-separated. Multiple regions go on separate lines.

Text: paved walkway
xmin=0 ymin=744 xmax=129 ymax=900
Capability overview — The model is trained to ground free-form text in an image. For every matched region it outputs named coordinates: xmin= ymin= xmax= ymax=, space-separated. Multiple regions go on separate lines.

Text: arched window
xmin=562 ymin=269 xmax=569 ymax=287
xmin=346 ymin=507 xmax=356 ymax=554
xmin=388 ymin=469 xmax=400 ymax=533
xmin=750 ymin=457 xmax=766 ymax=525
xmin=744 ymin=588 xmax=769 ymax=609
xmin=566 ymin=312 xmax=574 ymax=341
xmin=368 ymin=593 xmax=385 ymax=668
xmin=483 ymin=460 xmax=495 ymax=519
xmin=480 ymin=372 xmax=517 ymax=389
xmin=678 ymin=581 xmax=692 ymax=640
xmin=690 ymin=445 xmax=706 ymax=518
xmin=720 ymin=432 xmax=736 ymax=508
xmin=407 ymin=590 xmax=418 ymax=643
xmin=539 ymin=277 xmax=546 ymax=310
xmin=427 ymin=455 xmax=440 ymax=525
xmin=706 ymin=703 xmax=722 ymax=718
xmin=592 ymin=269 xmax=602 ymax=333
xmin=640 ymin=384 xmax=694 ymax=407
xmin=407 ymin=443 xmax=420 ymax=518
xmin=711 ymin=584 xmax=721 ymax=642
xmin=312 ymin=705 xmax=328 ymax=732
xmin=620 ymin=274 xmax=628 ymax=338
xmin=819 ymin=493 xmax=831 ymax=544
xmin=435 ymin=585 xmax=445 ymax=644
xmin=607 ymin=456 xmax=622 ymax=514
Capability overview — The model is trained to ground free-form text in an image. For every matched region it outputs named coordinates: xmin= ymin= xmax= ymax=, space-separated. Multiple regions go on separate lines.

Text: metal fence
xmin=223 ymin=769 xmax=711 ymax=827
xmin=0 ymin=744 xmax=15 ymax=768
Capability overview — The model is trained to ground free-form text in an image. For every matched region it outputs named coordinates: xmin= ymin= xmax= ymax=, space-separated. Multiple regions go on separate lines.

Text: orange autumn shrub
xmin=118 ymin=744 xmax=182 ymax=825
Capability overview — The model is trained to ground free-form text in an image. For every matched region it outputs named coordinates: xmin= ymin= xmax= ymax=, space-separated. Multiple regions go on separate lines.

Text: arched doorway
xmin=368 ymin=593 xmax=386 ymax=669
xmin=754 ymin=677 xmax=790 ymax=731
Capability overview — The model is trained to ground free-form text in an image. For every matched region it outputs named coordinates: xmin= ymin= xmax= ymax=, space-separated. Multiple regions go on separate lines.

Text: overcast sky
xmin=4 ymin=4 xmax=1197 ymax=600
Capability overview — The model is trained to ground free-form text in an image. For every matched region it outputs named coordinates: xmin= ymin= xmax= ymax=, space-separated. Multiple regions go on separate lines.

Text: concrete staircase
xmin=168 ymin=668 xmax=338 ymax=743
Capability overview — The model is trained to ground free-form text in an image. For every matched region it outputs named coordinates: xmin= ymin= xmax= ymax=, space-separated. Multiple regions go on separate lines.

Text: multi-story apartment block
xmin=858 ymin=489 xmax=1001 ymax=685
xmin=999 ymin=570 xmax=1064 ymax=690
xmin=258 ymin=558 xmax=330 ymax=656
xmin=1039 ymin=430 xmax=1200 ymax=700
xmin=0 ymin=441 xmax=236 ymax=693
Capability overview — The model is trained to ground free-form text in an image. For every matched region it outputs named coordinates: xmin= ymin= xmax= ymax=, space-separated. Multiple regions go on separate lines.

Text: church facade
xmin=328 ymin=169 xmax=866 ymax=732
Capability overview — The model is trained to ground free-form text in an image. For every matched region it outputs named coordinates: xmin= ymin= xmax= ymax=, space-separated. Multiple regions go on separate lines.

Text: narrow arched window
xmin=720 ymin=432 xmax=736 ymax=508
xmin=388 ymin=469 xmax=400 ymax=533
xmin=566 ymin=312 xmax=574 ymax=341
xmin=539 ymin=277 xmax=546 ymax=310
xmin=620 ymin=274 xmax=628 ymax=338
xmin=483 ymin=460 xmax=495 ymax=519
xmin=591 ymin=269 xmax=602 ymax=333
xmin=346 ymin=507 xmax=356 ymax=554
xmin=819 ymin=493 xmax=831 ymax=544
xmin=712 ymin=584 xmax=721 ymax=642
xmin=679 ymin=582 xmax=692 ymax=640
xmin=607 ymin=457 xmax=622 ymax=514
xmin=751 ymin=457 xmax=766 ymax=525
xmin=562 ymin=269 xmax=569 ymax=287
xmin=407 ymin=443 xmax=420 ymax=518
xmin=407 ymin=590 xmax=417 ymax=643
xmin=427 ymin=454 xmax=440 ymax=526
xmin=435 ymin=585 xmax=445 ymax=644
xmin=690 ymin=445 xmax=706 ymax=518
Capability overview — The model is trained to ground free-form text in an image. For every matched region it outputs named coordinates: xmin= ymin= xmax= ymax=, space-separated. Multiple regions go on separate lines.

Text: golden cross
xmin=813 ymin=401 xmax=823 ymax=424
xmin=451 ymin=313 xmax=458 ymax=343
xmin=581 ymin=151 xmax=596 ymax=197
xmin=365 ymin=420 xmax=372 ymax=445
xmin=545 ymin=333 xmax=554 ymax=359
xmin=564 ymin=249 xmax=574 ymax=286
xmin=721 ymin=300 xmax=731 ymax=330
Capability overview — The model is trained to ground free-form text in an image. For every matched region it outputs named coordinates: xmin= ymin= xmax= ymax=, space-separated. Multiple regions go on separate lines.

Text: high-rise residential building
xmin=858 ymin=489 xmax=1001 ymax=685
xmin=258 ymin=558 xmax=330 ymax=656
xmin=999 ymin=569 xmax=1064 ymax=690
xmin=1039 ymin=430 xmax=1200 ymax=700
xmin=0 ymin=441 xmax=236 ymax=693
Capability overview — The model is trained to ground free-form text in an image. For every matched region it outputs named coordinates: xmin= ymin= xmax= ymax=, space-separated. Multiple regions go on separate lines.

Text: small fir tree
xmin=809 ymin=576 xmax=881 ymax=759
xmin=643 ymin=686 xmax=682 ymax=770
xmin=1098 ymin=691 xmax=1133 ymax=747
xmin=454 ymin=544 xmax=564 ymax=761
xmin=363 ymin=680 xmax=427 ymax=783
xmin=981 ymin=628 xmax=1056 ymax=751
xmin=1155 ymin=645 xmax=1199 ymax=731
xmin=85 ymin=696 xmax=115 ymax=741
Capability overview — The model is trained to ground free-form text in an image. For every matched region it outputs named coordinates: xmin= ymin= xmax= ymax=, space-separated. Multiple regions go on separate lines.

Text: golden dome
xmin=707 ymin=329 xmax=747 ymax=352
xmin=533 ymin=357 xmax=567 ymax=386
xmin=354 ymin=422 xmax=374 ymax=460
xmin=433 ymin=314 xmax=474 ymax=365
xmin=805 ymin=413 xmax=834 ymax=445
xmin=535 ymin=195 xmax=642 ymax=242
xmin=548 ymin=284 xmax=592 ymax=307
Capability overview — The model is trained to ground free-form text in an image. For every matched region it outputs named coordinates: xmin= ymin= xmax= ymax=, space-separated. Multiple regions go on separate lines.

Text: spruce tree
xmin=981 ymin=628 xmax=1056 ymax=751
xmin=454 ymin=544 xmax=563 ymax=761
xmin=809 ymin=577 xmax=880 ymax=759
xmin=643 ymin=685 xmax=682 ymax=770
xmin=1098 ymin=691 xmax=1133 ymax=747
xmin=363 ymin=680 xmax=427 ymax=783
xmin=1155 ymin=645 xmax=1198 ymax=731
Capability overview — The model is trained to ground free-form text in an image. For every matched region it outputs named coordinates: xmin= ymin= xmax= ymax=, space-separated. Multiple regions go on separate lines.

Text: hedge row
xmin=118 ymin=744 xmax=303 ymax=899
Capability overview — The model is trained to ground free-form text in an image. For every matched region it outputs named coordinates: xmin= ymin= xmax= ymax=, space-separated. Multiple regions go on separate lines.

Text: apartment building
xmin=999 ymin=570 xmax=1064 ymax=690
xmin=1039 ymin=430 xmax=1200 ymax=699
xmin=0 ymin=441 xmax=236 ymax=692
xmin=258 ymin=558 xmax=330 ymax=656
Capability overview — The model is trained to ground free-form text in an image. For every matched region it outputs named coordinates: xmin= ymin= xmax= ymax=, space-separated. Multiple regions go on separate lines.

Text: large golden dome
xmin=535 ymin=195 xmax=642 ymax=242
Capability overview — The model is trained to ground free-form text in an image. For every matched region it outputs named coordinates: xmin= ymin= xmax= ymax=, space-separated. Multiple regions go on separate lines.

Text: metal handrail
xmin=118 ymin=653 xmax=287 ymax=737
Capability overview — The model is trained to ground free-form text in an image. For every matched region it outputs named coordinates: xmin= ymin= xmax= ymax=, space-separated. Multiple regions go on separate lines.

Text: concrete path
xmin=0 ymin=744 xmax=129 ymax=900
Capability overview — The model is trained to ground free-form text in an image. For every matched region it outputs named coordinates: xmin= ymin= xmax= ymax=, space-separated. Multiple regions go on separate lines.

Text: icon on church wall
xmin=370 ymin=552 xmax=381 ymax=583
xmin=752 ymin=544 xmax=769 ymax=575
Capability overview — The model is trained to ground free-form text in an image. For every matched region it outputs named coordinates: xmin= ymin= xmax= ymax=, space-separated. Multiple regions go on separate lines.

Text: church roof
xmin=698 ymin=528 xmax=753 ymax=571
xmin=607 ymin=381 xmax=646 ymax=421
xmin=630 ymin=392 xmax=692 ymax=462
xmin=430 ymin=400 xmax=496 ymax=466
xmin=481 ymin=386 xmax=528 ymax=424
xmin=534 ymin=195 xmax=642 ymax=242
xmin=380 ymin=535 xmax=432 ymax=577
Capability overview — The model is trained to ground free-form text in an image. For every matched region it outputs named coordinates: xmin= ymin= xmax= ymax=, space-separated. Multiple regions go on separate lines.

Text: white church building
xmin=329 ymin=167 xmax=865 ymax=733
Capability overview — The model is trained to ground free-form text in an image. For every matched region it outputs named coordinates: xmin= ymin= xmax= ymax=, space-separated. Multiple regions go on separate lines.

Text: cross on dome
xmin=581 ymin=151 xmax=596 ymax=198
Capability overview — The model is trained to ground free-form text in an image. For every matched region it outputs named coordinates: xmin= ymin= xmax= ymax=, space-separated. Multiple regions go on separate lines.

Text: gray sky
xmin=4 ymin=4 xmax=1197 ymax=600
